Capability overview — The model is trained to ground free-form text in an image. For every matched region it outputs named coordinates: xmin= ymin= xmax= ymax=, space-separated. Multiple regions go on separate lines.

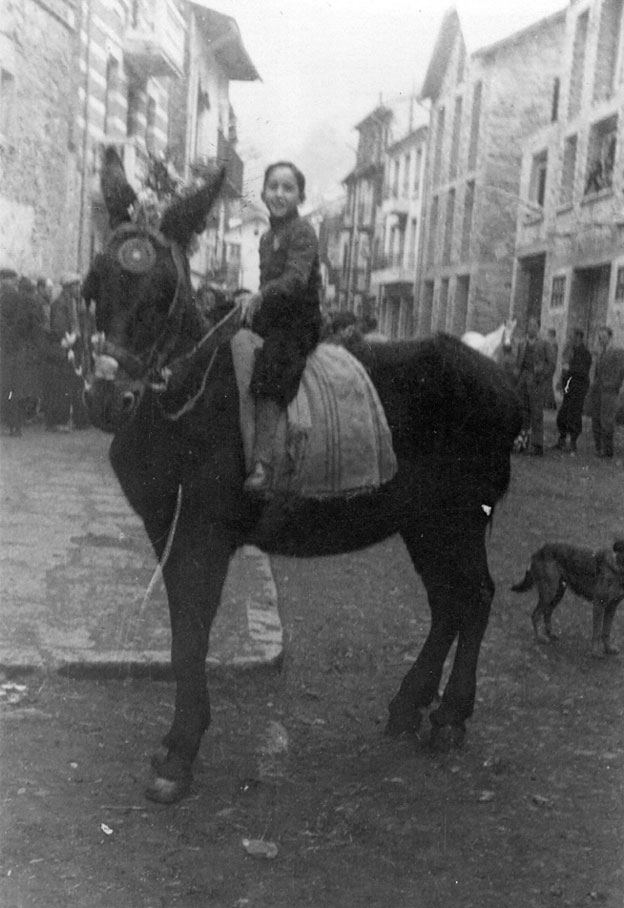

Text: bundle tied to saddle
xmin=231 ymin=330 xmax=397 ymax=498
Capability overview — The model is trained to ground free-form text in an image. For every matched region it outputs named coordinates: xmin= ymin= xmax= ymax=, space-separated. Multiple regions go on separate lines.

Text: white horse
xmin=461 ymin=318 xmax=517 ymax=361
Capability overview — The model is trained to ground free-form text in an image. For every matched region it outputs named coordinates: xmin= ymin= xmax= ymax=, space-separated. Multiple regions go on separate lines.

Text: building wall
xmin=514 ymin=0 xmax=624 ymax=353
xmin=417 ymin=11 xmax=565 ymax=338
xmin=0 ymin=0 xmax=80 ymax=280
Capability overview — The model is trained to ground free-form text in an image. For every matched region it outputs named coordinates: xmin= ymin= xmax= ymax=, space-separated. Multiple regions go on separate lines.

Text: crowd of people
xmin=0 ymin=268 xmax=93 ymax=437
xmin=502 ymin=317 xmax=624 ymax=459
xmin=3 ymin=251 xmax=622 ymax=466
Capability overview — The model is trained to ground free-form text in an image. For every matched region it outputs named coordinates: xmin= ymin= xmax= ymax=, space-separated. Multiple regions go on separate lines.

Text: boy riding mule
xmin=82 ymin=147 xmax=522 ymax=803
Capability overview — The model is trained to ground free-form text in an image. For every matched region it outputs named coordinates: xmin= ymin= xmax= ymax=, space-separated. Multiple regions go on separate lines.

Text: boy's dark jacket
xmin=250 ymin=211 xmax=323 ymax=406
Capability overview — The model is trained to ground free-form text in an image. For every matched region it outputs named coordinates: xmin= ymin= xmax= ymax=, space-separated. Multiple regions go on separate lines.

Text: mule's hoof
xmin=429 ymin=722 xmax=466 ymax=753
xmin=145 ymin=773 xmax=191 ymax=804
xmin=384 ymin=705 xmax=424 ymax=739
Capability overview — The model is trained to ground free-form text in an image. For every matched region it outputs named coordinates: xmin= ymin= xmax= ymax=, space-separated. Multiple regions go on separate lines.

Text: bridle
xmin=85 ymin=221 xmax=241 ymax=420
xmin=89 ymin=223 xmax=189 ymax=388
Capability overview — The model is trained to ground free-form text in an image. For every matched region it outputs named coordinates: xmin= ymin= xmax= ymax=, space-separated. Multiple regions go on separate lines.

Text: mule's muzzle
xmin=84 ymin=377 xmax=141 ymax=433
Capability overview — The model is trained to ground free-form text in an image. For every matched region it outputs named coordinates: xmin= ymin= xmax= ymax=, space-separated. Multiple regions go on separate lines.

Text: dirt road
xmin=1 ymin=419 xmax=623 ymax=907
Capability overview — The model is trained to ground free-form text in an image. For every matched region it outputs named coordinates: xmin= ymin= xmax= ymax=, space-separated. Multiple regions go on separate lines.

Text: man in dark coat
xmin=0 ymin=271 xmax=45 ymax=435
xmin=515 ymin=317 xmax=554 ymax=456
xmin=589 ymin=326 xmax=624 ymax=458
xmin=554 ymin=329 xmax=592 ymax=453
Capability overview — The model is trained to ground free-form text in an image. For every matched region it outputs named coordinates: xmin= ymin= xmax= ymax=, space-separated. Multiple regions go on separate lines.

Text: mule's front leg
xmin=147 ymin=523 xmax=234 ymax=803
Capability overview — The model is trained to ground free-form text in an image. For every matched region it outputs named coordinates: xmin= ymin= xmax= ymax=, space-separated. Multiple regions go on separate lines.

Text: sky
xmin=209 ymin=0 xmax=567 ymax=204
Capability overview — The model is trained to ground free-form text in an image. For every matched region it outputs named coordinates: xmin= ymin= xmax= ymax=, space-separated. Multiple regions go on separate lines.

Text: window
xmin=594 ymin=0 xmax=623 ymax=102
xmin=550 ymin=275 xmax=565 ymax=308
xmin=449 ymin=96 xmax=462 ymax=179
xmin=461 ymin=180 xmax=475 ymax=260
xmin=615 ymin=266 xmax=624 ymax=302
xmin=551 ymin=78 xmax=560 ymax=122
xmin=585 ymin=115 xmax=617 ymax=195
xmin=104 ymin=57 xmax=119 ymax=135
xmin=402 ymin=153 xmax=410 ymax=197
xmin=456 ymin=40 xmax=466 ymax=84
xmin=146 ymin=95 xmax=156 ymax=152
xmin=413 ymin=146 xmax=422 ymax=196
xmin=0 ymin=68 xmax=15 ymax=137
xmin=467 ymin=81 xmax=482 ymax=170
xmin=428 ymin=195 xmax=439 ymax=266
xmin=568 ymin=11 xmax=588 ymax=118
xmin=443 ymin=189 xmax=455 ymax=265
xmin=126 ymin=85 xmax=140 ymax=137
xmin=530 ymin=151 xmax=548 ymax=208
xmin=433 ymin=106 xmax=445 ymax=186
xmin=438 ymin=278 xmax=450 ymax=329
xmin=419 ymin=281 xmax=434 ymax=334
xmin=559 ymin=135 xmax=577 ymax=206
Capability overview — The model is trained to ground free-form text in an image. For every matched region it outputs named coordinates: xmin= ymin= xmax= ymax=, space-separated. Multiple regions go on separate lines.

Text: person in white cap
xmin=44 ymin=273 xmax=90 ymax=431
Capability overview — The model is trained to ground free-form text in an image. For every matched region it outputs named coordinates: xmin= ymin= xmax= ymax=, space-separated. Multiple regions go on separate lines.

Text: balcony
xmin=382 ymin=186 xmax=410 ymax=215
xmin=123 ymin=0 xmax=186 ymax=81
xmin=370 ymin=250 xmax=416 ymax=285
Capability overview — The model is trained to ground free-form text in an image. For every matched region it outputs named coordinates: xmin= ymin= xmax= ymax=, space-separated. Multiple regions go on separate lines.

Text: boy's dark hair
xmin=263 ymin=161 xmax=306 ymax=201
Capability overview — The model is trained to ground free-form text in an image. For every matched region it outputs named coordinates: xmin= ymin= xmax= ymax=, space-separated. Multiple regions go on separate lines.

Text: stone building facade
xmin=415 ymin=8 xmax=566 ymax=338
xmin=0 ymin=0 xmax=258 ymax=288
xmin=0 ymin=0 xmax=82 ymax=279
xmin=513 ymin=0 xmax=624 ymax=352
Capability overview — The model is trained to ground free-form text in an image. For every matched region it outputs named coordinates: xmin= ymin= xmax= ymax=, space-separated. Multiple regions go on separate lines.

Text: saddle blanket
xmin=231 ymin=329 xmax=397 ymax=498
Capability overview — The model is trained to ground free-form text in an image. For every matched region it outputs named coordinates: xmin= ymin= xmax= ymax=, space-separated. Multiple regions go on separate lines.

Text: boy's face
xmin=262 ymin=166 xmax=301 ymax=219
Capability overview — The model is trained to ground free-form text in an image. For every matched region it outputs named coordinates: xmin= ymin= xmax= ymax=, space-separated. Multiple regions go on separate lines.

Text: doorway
xmin=568 ymin=264 xmax=611 ymax=351
xmin=516 ymin=254 xmax=545 ymax=327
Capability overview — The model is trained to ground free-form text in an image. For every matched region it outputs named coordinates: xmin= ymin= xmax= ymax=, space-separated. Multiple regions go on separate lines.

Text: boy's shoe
xmin=243 ymin=462 xmax=273 ymax=495
xmin=528 ymin=445 xmax=543 ymax=457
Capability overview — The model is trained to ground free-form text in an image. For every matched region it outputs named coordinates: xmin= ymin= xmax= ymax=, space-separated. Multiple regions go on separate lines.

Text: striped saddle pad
xmin=231 ymin=330 xmax=397 ymax=499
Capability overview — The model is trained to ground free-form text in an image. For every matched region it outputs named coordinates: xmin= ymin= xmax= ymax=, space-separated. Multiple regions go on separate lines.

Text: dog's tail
xmin=510 ymin=568 xmax=534 ymax=593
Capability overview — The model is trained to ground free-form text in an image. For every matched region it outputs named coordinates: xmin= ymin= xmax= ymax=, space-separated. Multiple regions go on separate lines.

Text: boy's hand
xmin=241 ymin=292 xmax=263 ymax=326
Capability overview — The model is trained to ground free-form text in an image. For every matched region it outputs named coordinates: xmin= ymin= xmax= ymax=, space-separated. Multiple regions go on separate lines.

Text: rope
xmin=138 ymin=483 xmax=183 ymax=612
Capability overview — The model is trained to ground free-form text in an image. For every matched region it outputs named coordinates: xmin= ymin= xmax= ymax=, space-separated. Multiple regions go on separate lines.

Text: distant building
xmin=340 ymin=98 xmax=428 ymax=336
xmin=307 ymin=195 xmax=346 ymax=312
xmin=415 ymin=7 xmax=566 ymax=337
xmin=370 ymin=122 xmax=428 ymax=339
xmin=513 ymin=0 xmax=624 ymax=352
xmin=341 ymin=105 xmax=392 ymax=318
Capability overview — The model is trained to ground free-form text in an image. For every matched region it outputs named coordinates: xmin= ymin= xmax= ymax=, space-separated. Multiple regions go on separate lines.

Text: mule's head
xmin=83 ymin=147 xmax=225 ymax=432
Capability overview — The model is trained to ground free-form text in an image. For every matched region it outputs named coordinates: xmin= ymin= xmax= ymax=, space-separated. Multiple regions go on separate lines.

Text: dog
xmin=511 ymin=540 xmax=624 ymax=656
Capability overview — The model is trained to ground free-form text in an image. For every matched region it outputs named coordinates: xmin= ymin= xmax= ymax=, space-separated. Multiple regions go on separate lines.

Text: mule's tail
xmin=510 ymin=569 xmax=534 ymax=593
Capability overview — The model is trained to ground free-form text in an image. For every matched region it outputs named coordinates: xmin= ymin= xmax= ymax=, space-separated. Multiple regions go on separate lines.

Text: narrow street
xmin=1 ymin=415 xmax=623 ymax=907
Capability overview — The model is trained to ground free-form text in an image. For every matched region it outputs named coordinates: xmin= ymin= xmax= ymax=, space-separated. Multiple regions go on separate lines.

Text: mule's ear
xmin=160 ymin=167 xmax=226 ymax=248
xmin=100 ymin=146 xmax=137 ymax=229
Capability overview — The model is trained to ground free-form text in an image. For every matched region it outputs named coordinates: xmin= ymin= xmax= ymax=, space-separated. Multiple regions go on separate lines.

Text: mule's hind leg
xmin=427 ymin=562 xmax=494 ymax=750
xmin=599 ymin=601 xmax=620 ymax=655
xmin=385 ymin=585 xmax=460 ymax=739
xmin=387 ymin=524 xmax=493 ymax=748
